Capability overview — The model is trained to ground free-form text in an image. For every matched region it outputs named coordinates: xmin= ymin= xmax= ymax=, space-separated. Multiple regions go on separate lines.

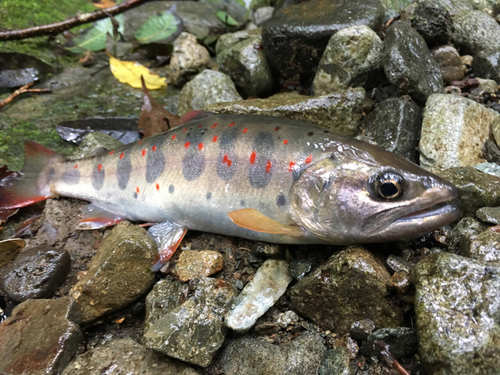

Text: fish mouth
xmin=395 ymin=202 xmax=459 ymax=224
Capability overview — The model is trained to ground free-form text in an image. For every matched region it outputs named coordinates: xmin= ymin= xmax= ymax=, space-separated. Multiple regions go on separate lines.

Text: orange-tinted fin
xmin=179 ymin=110 xmax=216 ymax=125
xmin=77 ymin=203 xmax=125 ymax=230
xmin=228 ymin=208 xmax=304 ymax=236
xmin=147 ymin=221 xmax=187 ymax=272
xmin=0 ymin=141 xmax=64 ymax=210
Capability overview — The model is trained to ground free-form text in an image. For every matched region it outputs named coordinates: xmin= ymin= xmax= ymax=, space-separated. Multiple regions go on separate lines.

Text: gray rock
xmin=386 ymin=254 xmax=411 ymax=273
xmin=360 ymin=97 xmax=422 ymax=163
xmin=178 ymin=69 xmax=242 ymax=116
xmin=448 ymin=217 xmax=489 ymax=251
xmin=0 ymin=297 xmax=82 ymax=375
xmin=387 ymin=270 xmax=412 ymax=293
xmin=262 ymin=0 xmax=384 ymax=87
xmin=290 ymin=247 xmax=403 ymax=334
xmin=215 ymin=30 xmax=258 ymax=55
xmin=221 ymin=332 xmax=327 ymax=375
xmin=452 ymin=11 xmax=500 ymax=55
xmin=483 ymin=140 xmax=500 ymax=165
xmin=217 ymin=35 xmax=276 ymax=98
xmin=380 ymin=0 xmax=415 ymax=22
xmin=226 ymin=259 xmax=293 ymax=332
xmin=350 ymin=319 xmax=376 ymax=340
xmin=169 ymin=32 xmax=211 ymax=86
xmin=477 ymin=206 xmax=500 ymax=224
xmin=173 ymin=249 xmax=225 ymax=282
xmin=383 ymin=21 xmax=443 ymax=103
xmin=361 ymin=327 xmax=417 ymax=359
xmin=204 ymin=88 xmax=365 ymax=136
xmin=253 ymin=7 xmax=274 ymax=26
xmin=70 ymin=132 xmax=123 ymax=160
xmin=62 ymin=338 xmax=197 ymax=375
xmin=143 ymin=277 xmax=237 ymax=367
xmin=69 ymin=222 xmax=157 ymax=323
xmin=275 ymin=310 xmax=300 ymax=328
xmin=288 ymin=259 xmax=312 ymax=281
xmin=431 ymin=45 xmax=466 ymax=85
xmin=414 ymin=253 xmax=500 ymax=374
xmin=460 ymin=231 xmax=500 ymax=262
xmin=492 ymin=116 xmax=500 ymax=147
xmin=475 ymin=162 xmax=500 ymax=178
xmin=419 ymin=94 xmax=498 ymax=172
xmin=251 ymin=242 xmax=285 ymax=258
xmin=411 ymin=1 xmax=453 ymax=46
xmin=319 ymin=347 xmax=354 ymax=375
xmin=0 ymin=246 xmax=70 ymax=302
xmin=477 ymin=78 xmax=498 ymax=95
xmin=473 ymin=51 xmax=500 ymax=83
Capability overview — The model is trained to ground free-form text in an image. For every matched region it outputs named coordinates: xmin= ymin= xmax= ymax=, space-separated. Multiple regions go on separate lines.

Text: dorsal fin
xmin=179 ymin=110 xmax=217 ymax=125
xmin=228 ymin=208 xmax=303 ymax=236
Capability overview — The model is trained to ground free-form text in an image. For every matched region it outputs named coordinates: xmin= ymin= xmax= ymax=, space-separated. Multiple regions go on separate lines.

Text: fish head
xmin=290 ymin=141 xmax=459 ymax=244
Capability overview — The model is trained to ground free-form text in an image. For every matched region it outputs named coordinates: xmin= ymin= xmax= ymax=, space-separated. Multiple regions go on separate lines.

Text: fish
xmin=0 ymin=112 xmax=459 ymax=270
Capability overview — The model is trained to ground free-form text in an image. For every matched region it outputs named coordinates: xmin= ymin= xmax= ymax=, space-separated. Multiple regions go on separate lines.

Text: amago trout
xmin=0 ymin=112 xmax=459 ymax=270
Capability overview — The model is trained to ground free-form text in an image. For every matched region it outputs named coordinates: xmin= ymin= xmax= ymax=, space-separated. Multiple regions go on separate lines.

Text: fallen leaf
xmin=91 ymin=0 xmax=116 ymax=9
xmin=0 ymin=238 xmax=25 ymax=267
xmin=216 ymin=10 xmax=239 ymax=26
xmin=107 ymin=51 xmax=167 ymax=89
xmin=67 ymin=15 xmax=124 ymax=53
xmin=139 ymin=76 xmax=179 ymax=137
xmin=135 ymin=11 xmax=182 ymax=44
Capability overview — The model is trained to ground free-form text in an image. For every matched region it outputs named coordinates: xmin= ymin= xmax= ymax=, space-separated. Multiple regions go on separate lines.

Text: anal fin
xmin=147 ymin=221 xmax=187 ymax=272
xmin=77 ymin=203 xmax=125 ymax=230
xmin=228 ymin=208 xmax=303 ymax=236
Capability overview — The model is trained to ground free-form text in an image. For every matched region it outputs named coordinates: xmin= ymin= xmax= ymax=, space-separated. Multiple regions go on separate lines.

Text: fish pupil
xmin=380 ymin=182 xmax=399 ymax=197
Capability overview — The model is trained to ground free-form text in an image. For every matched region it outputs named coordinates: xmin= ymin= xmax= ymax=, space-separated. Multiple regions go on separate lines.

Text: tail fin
xmin=0 ymin=141 xmax=64 ymax=210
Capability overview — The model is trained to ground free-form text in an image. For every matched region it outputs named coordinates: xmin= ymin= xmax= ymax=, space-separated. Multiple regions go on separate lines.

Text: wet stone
xmin=414 ymin=253 xmax=500 ymax=374
xmin=383 ymin=21 xmax=443 ymax=103
xmin=226 ymin=259 xmax=293 ymax=332
xmin=473 ymin=51 xmax=500 ymax=84
xmin=143 ymin=277 xmax=237 ymax=367
xmin=476 ymin=206 xmax=500 ymax=224
xmin=0 ymin=297 xmax=82 ymax=375
xmin=386 ymin=254 xmax=411 ymax=273
xmin=410 ymin=1 xmax=452 ymax=46
xmin=275 ymin=310 xmax=299 ymax=328
xmin=61 ymin=338 xmax=197 ymax=375
xmin=477 ymin=78 xmax=498 ymax=95
xmin=288 ymin=258 xmax=312 ymax=281
xmin=169 ymin=32 xmax=211 ymax=86
xmin=360 ymin=327 xmax=417 ymax=359
xmin=173 ymin=249 xmax=225 ymax=282
xmin=290 ymin=247 xmax=403 ymax=334
xmin=492 ymin=117 xmax=500 ymax=147
xmin=419 ymin=94 xmax=498 ymax=172
xmin=431 ymin=45 xmax=466 ymax=85
xmin=452 ymin=11 xmax=500 ymax=55
xmin=250 ymin=241 xmax=285 ymax=258
xmin=69 ymin=131 xmax=123 ymax=160
xmin=319 ymin=347 xmax=354 ymax=375
xmin=70 ymin=221 xmax=157 ymax=323
xmin=474 ymin=162 xmax=500 ymax=178
xmin=350 ymin=319 xmax=376 ymax=340
xmin=460 ymin=231 xmax=500 ymax=263
xmin=221 ymin=332 xmax=327 ymax=375
xmin=387 ymin=270 xmax=411 ymax=293
xmin=448 ymin=217 xmax=488 ymax=251
xmin=252 ymin=6 xmax=274 ymax=25
xmin=215 ymin=30 xmax=257 ymax=55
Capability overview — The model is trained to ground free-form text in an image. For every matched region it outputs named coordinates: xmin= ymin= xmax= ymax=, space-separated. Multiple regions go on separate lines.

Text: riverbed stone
xmin=361 ymin=327 xmax=417 ymax=359
xmin=476 ymin=206 xmax=500 ymax=224
xmin=173 ymin=249 xmax=224 ymax=282
xmin=414 ymin=253 xmax=500 ymax=374
xmin=221 ymin=332 xmax=327 ymax=375
xmin=350 ymin=319 xmax=376 ymax=340
xmin=61 ymin=338 xmax=197 ymax=375
xmin=169 ymin=32 xmax=211 ymax=86
xmin=474 ymin=162 xmax=500 ymax=178
xmin=178 ymin=69 xmax=242 ymax=116
xmin=204 ymin=88 xmax=365 ymax=136
xmin=0 ymin=297 xmax=82 ymax=375
xmin=472 ymin=51 xmax=500 ymax=83
xmin=69 ymin=221 xmax=157 ymax=323
xmin=252 ymin=6 xmax=274 ymax=25
xmin=290 ymin=247 xmax=403 ymax=333
xmin=430 ymin=45 xmax=466 ymax=85
xmin=70 ymin=131 xmax=124 ymax=159
xmin=383 ymin=21 xmax=443 ymax=103
xmin=452 ymin=10 xmax=500 ymax=55
xmin=319 ymin=347 xmax=354 ymax=375
xmin=215 ymin=29 xmax=260 ymax=55
xmin=143 ymin=277 xmax=237 ymax=367
xmin=460 ymin=231 xmax=500 ymax=262
xmin=411 ymin=1 xmax=452 ymax=46
xmin=448 ymin=217 xmax=488 ymax=251
xmin=492 ymin=116 xmax=500 ymax=147
xmin=419 ymin=94 xmax=498 ymax=172
xmin=387 ymin=270 xmax=412 ymax=293
xmin=312 ymin=25 xmax=384 ymax=94
xmin=360 ymin=97 xmax=422 ymax=163
xmin=288 ymin=258 xmax=312 ymax=281
xmin=226 ymin=259 xmax=293 ymax=332
xmin=262 ymin=0 xmax=384 ymax=88
xmin=0 ymin=245 xmax=70 ymax=302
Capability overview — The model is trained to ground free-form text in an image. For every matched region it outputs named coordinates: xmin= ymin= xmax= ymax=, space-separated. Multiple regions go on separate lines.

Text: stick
xmin=374 ymin=339 xmax=411 ymax=375
xmin=0 ymin=83 xmax=51 ymax=110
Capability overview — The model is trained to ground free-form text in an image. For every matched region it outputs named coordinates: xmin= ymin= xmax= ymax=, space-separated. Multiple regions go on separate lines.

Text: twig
xmin=0 ymin=0 xmax=150 ymax=41
xmin=0 ymin=82 xmax=51 ymax=110
xmin=374 ymin=339 xmax=411 ymax=375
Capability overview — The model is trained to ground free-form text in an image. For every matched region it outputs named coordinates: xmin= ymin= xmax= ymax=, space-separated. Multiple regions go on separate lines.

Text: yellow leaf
xmin=108 ymin=52 xmax=167 ymax=89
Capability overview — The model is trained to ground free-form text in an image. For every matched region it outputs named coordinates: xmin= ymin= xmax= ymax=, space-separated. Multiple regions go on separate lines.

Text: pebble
xmin=387 ymin=270 xmax=412 ymax=293
xmin=173 ymin=249 xmax=224 ymax=282
xmin=69 ymin=221 xmax=157 ymax=323
xmin=226 ymin=259 xmax=293 ymax=332
xmin=474 ymin=162 xmax=500 ymax=178
xmin=452 ymin=10 xmax=500 ymax=55
xmin=411 ymin=1 xmax=452 ymax=46
xmin=169 ymin=32 xmax=211 ymax=86
xmin=448 ymin=217 xmax=488 ymax=251
xmin=319 ymin=347 xmax=354 ymax=375
xmin=360 ymin=327 xmax=417 ymax=359
xmin=460 ymin=231 xmax=500 ymax=263
xmin=216 ymin=30 xmax=256 ymax=55
xmin=477 ymin=78 xmax=498 ymax=95
xmin=288 ymin=258 xmax=312 ymax=281
xmin=251 ymin=242 xmax=285 ymax=258
xmin=350 ymin=319 xmax=376 ymax=340
xmin=386 ymin=254 xmax=411 ymax=273
xmin=430 ymin=45 xmax=466 ymax=85
xmin=0 ymin=245 xmax=70 ymax=302
xmin=476 ymin=206 xmax=500 ymax=224
xmin=252 ymin=6 xmax=274 ymax=25
xmin=492 ymin=116 xmax=500 ymax=147
xmin=275 ymin=310 xmax=300 ymax=328
xmin=0 ymin=238 xmax=25 ymax=268
xmin=0 ymin=297 xmax=82 ymax=375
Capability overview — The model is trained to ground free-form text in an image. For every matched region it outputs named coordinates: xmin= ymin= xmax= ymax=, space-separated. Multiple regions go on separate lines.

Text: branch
xmin=0 ymin=82 xmax=51 ymax=110
xmin=0 ymin=0 xmax=150 ymax=41
xmin=374 ymin=339 xmax=411 ymax=375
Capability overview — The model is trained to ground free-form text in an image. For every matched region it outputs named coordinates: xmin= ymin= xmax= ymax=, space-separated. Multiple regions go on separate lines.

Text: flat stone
xmin=414 ymin=253 xmax=500 ymax=374
xmin=431 ymin=45 xmax=466 ymax=85
xmin=0 ymin=245 xmax=70 ymax=302
xmin=474 ymin=162 xmax=500 ymax=178
xmin=476 ymin=206 xmax=500 ymax=224
xmin=61 ymin=338 xmax=197 ymax=375
xmin=419 ymin=94 xmax=498 ymax=172
xmin=452 ymin=10 xmax=500 ymax=55
xmin=410 ymin=1 xmax=452 ymax=46
xmin=313 ymin=25 xmax=384 ymax=94
xmin=226 ymin=259 xmax=293 ymax=332
xmin=204 ymin=88 xmax=365 ymax=136
xmin=70 ymin=221 xmax=157 ymax=323
xmin=0 ymin=297 xmax=82 ymax=375
xmin=173 ymin=249 xmax=224 ymax=282
xmin=360 ymin=327 xmax=417 ymax=359
xmin=169 ymin=32 xmax=211 ymax=86
xmin=290 ymin=247 xmax=403 ymax=333
xmin=460 ymin=231 xmax=500 ymax=262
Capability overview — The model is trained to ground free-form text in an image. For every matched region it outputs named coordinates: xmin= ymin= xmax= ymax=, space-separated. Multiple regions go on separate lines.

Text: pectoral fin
xmin=77 ymin=203 xmax=125 ymax=229
xmin=147 ymin=221 xmax=187 ymax=271
xmin=228 ymin=208 xmax=303 ymax=236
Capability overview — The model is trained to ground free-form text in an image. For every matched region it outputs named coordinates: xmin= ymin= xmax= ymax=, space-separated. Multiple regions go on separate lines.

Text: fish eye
xmin=369 ymin=172 xmax=404 ymax=200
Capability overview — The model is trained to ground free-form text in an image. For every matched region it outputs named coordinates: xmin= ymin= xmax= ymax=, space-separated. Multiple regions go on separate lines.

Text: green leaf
xmin=67 ymin=15 xmax=124 ymax=53
xmin=135 ymin=12 xmax=180 ymax=44
xmin=235 ymin=0 xmax=246 ymax=7
xmin=216 ymin=10 xmax=239 ymax=26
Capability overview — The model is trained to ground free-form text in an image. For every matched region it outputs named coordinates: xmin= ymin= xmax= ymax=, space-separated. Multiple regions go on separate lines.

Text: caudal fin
xmin=0 ymin=141 xmax=64 ymax=210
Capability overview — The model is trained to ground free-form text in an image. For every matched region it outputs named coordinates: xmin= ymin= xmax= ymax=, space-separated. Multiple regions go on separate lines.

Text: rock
xmin=221 ymin=332 xmax=327 ymax=375
xmin=288 ymin=259 xmax=312 ymax=281
xmin=226 ymin=259 xmax=293 ymax=332
xmin=290 ymin=247 xmax=403 ymax=334
xmin=386 ymin=254 xmax=411 ymax=273
xmin=419 ymin=94 xmax=498 ymax=172
xmin=452 ymin=11 xmax=500 ymax=55
xmin=70 ymin=221 xmax=157 ymax=323
xmin=0 ymin=238 xmax=24 ymax=268
xmin=387 ymin=270 xmax=412 ymax=293
xmin=215 ymin=30 xmax=258 ymax=55
xmin=350 ymin=319 xmax=376 ymax=340
xmin=0 ymin=297 xmax=82 ymax=375
xmin=312 ymin=25 xmax=384 ymax=94
xmin=380 ymin=0 xmax=414 ymax=22
xmin=217 ymin=35 xmax=275 ymax=98
xmin=250 ymin=242 xmax=285 ymax=258
xmin=143 ymin=277 xmax=237 ymax=367
xmin=177 ymin=69 xmax=242 ymax=116
xmin=70 ymin=132 xmax=124 ymax=159
xmin=0 ymin=246 xmax=70 ymax=302
xmin=360 ymin=97 xmax=422 ymax=163
xmin=476 ymin=206 xmax=500 ymax=224
xmin=448 ymin=217 xmax=489 ymax=251
xmin=319 ymin=347 xmax=354 ymax=375
xmin=430 ymin=45 xmax=466 ymax=85
xmin=252 ymin=6 xmax=274 ymax=25
xmin=360 ymin=327 xmax=417 ymax=359
xmin=173 ymin=249 xmax=224 ymax=282
xmin=472 ymin=51 xmax=500 ymax=83
xmin=475 ymin=162 xmax=500 ymax=178
xmin=414 ymin=253 xmax=500 ymax=374
xmin=262 ymin=0 xmax=384 ymax=88
xmin=204 ymin=88 xmax=365 ymax=136
xmin=477 ymin=78 xmax=498 ymax=95
xmin=383 ymin=22 xmax=443 ymax=103
xmin=169 ymin=32 xmax=211 ymax=86
xmin=411 ymin=1 xmax=452 ymax=46
xmin=61 ymin=338 xmax=197 ymax=375
xmin=483 ymin=140 xmax=500 ymax=164
xmin=438 ymin=167 xmax=500 ymax=217
xmin=276 ymin=310 xmax=299 ymax=328
xmin=460 ymin=231 xmax=500 ymax=262
xmin=492 ymin=116 xmax=500 ymax=146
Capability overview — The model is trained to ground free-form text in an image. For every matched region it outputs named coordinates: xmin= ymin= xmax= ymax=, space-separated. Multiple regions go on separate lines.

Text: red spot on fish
xmin=142 ymin=149 xmax=146 ymax=157
xmin=250 ymin=151 xmax=256 ymax=164
xmin=212 ymin=135 xmax=218 ymax=142
xmin=98 ymin=164 xmax=102 ymax=171
xmin=243 ymin=128 xmax=248 ymax=133
xmin=136 ymin=186 xmax=140 ymax=194
xmin=138 ymin=140 xmax=142 ymax=144
xmin=305 ymin=155 xmax=313 ymax=163
xmin=288 ymin=161 xmax=295 ymax=171
xmin=185 ymin=141 xmax=190 ymax=148
xmin=183 ymin=128 xmax=187 ymax=132
xmin=223 ymin=154 xmax=232 ymax=167
xmin=172 ymin=135 xmax=177 ymax=140
xmin=266 ymin=160 xmax=272 ymax=173
xmin=229 ymin=122 xmax=235 ymax=127
xmin=152 ymin=145 xmax=157 ymax=151
xmin=74 ymin=164 xmax=78 ymax=169
xmin=198 ymin=143 xmax=204 ymax=151
xmin=283 ymin=139 xmax=288 ymax=145
xmin=156 ymin=183 xmax=160 ymax=191
xmin=274 ymin=127 xmax=281 ymax=131
xmin=120 ymin=152 xmax=125 ymax=160
xmin=198 ymin=124 xmax=202 ymax=128
xmin=212 ymin=123 xmax=218 ymax=129
xmin=109 ymin=150 xmax=114 ymax=156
